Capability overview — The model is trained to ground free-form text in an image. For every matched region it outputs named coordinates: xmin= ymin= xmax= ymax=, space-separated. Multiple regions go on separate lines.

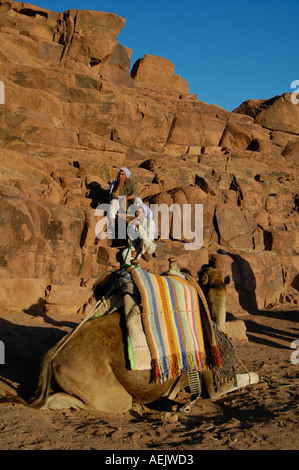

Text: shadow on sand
xmin=0 ymin=306 xmax=73 ymax=399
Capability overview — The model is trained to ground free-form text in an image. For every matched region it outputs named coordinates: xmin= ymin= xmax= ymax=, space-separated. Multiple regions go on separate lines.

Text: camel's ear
xmin=199 ymin=272 xmax=209 ymax=285
xmin=224 ymin=275 xmax=230 ymax=285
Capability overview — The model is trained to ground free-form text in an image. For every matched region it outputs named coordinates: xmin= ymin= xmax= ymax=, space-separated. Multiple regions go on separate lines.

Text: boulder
xmin=168 ymin=113 xmax=227 ymax=148
xmin=281 ymin=140 xmax=299 ymax=165
xmin=0 ymin=278 xmax=46 ymax=312
xmin=226 ymin=320 xmax=248 ymax=341
xmin=234 ymin=93 xmax=299 ymax=135
xmin=44 ymin=284 xmax=91 ymax=316
xmin=131 ymin=54 xmax=189 ymax=94
xmin=214 ymin=203 xmax=253 ymax=249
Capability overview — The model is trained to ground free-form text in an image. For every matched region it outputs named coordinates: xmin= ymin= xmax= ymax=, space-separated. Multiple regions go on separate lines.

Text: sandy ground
xmin=0 ymin=306 xmax=298 ymax=452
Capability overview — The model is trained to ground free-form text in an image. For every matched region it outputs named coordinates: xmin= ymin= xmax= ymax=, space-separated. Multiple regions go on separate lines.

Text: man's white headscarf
xmin=137 ymin=203 xmax=154 ymax=220
xmin=119 ymin=167 xmax=131 ymax=178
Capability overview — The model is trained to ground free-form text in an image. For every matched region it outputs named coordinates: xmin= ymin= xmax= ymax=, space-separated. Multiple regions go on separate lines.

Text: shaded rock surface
xmin=0 ymin=0 xmax=298 ymax=326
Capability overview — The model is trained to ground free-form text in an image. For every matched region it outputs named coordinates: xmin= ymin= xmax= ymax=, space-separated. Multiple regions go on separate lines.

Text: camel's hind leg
xmin=41 ymin=393 xmax=89 ymax=410
xmin=52 ymin=359 xmax=133 ymax=413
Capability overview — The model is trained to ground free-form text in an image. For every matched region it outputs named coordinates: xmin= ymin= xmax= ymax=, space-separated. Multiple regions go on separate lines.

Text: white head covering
xmin=119 ymin=167 xmax=131 ymax=178
xmin=137 ymin=203 xmax=154 ymax=220
xmin=137 ymin=203 xmax=156 ymax=239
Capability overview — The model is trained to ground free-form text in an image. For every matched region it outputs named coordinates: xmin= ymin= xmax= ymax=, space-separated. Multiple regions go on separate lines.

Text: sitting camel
xmin=2 ymin=260 xmax=258 ymax=413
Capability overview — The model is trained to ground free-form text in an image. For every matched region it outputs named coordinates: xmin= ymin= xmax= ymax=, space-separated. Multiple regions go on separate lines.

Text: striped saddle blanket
xmin=130 ymin=267 xmax=220 ymax=383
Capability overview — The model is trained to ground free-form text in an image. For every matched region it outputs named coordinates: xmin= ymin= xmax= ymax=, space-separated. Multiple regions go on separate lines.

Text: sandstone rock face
xmin=131 ymin=54 xmax=189 ymax=94
xmin=0 ymin=1 xmax=298 ymax=321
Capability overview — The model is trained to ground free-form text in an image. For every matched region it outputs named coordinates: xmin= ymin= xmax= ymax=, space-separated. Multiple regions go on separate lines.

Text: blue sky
xmin=28 ymin=0 xmax=298 ymax=111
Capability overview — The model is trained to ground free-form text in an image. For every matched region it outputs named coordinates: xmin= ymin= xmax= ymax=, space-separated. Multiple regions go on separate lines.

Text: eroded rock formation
xmin=0 ymin=1 xmax=298 ymax=324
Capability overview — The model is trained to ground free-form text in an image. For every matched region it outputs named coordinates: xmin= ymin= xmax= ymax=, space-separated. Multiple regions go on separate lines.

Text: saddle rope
xmin=51 ymin=296 xmax=123 ymax=362
xmin=179 ymin=370 xmax=202 ymax=414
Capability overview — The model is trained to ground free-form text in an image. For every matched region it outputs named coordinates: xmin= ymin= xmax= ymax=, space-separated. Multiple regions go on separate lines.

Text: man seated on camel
xmin=122 ymin=204 xmax=157 ymax=264
xmin=108 ymin=167 xmax=142 ymax=232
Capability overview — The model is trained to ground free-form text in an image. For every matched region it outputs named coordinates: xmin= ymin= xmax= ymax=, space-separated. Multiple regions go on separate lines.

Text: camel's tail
xmin=27 ymin=334 xmax=69 ymax=409
xmin=1 ymin=299 xmax=115 ymax=409
xmin=0 ymin=392 xmax=28 ymax=406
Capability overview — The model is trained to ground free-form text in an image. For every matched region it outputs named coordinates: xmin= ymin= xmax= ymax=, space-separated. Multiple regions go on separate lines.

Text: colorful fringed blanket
xmin=131 ymin=267 xmax=220 ymax=383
